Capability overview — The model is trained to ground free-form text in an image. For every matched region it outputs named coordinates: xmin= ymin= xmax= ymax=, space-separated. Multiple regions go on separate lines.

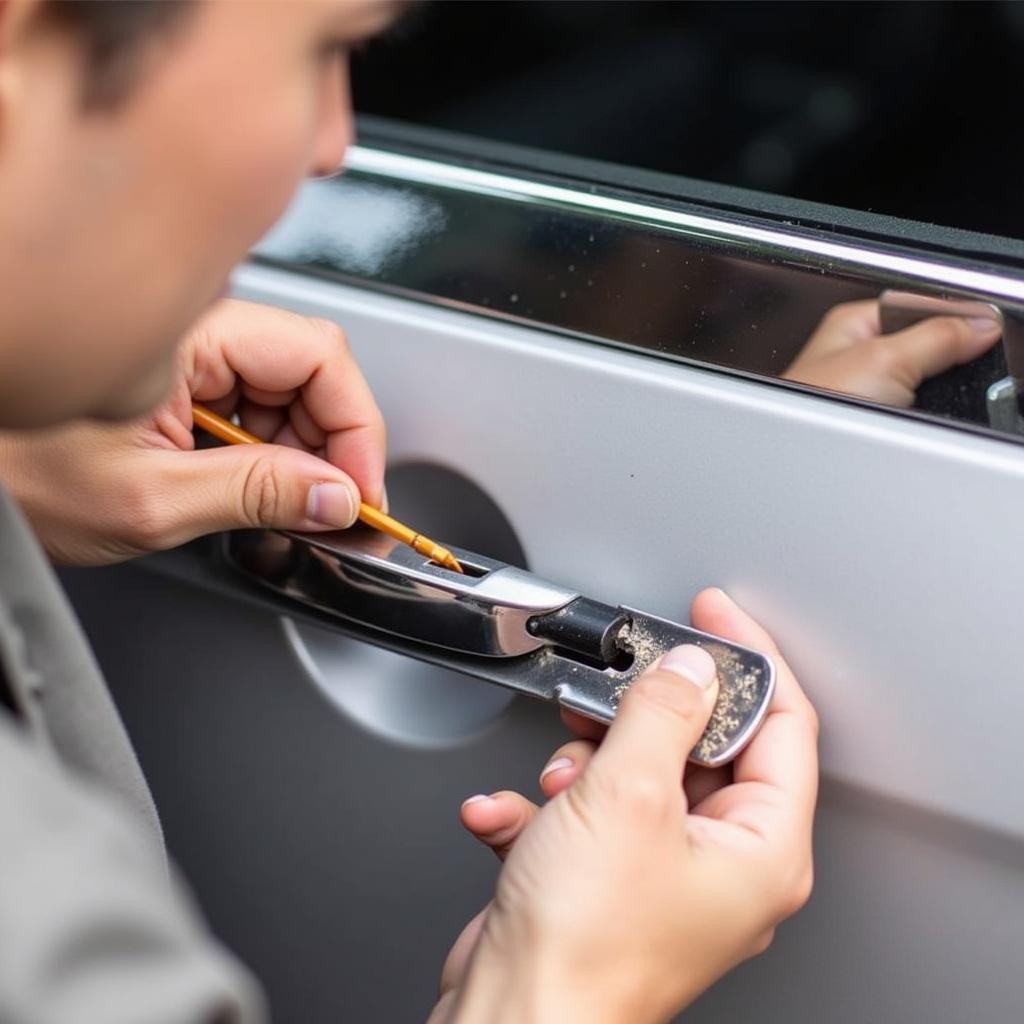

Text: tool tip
xmin=441 ymin=552 xmax=465 ymax=574
xmin=429 ymin=543 xmax=464 ymax=573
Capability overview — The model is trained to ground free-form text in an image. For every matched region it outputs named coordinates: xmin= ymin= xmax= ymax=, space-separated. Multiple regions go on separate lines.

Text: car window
xmin=256 ymin=1 xmax=1024 ymax=446
xmin=352 ymin=0 xmax=1022 ymax=239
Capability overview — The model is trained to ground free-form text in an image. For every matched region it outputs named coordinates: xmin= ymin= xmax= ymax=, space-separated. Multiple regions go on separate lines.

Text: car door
xmin=62 ymin=97 xmax=1024 ymax=1024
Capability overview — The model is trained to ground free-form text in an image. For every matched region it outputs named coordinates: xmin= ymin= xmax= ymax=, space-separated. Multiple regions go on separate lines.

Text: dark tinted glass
xmin=354 ymin=0 xmax=1023 ymax=239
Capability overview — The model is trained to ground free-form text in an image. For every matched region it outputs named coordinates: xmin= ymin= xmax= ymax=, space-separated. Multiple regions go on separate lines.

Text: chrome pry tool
xmin=226 ymin=527 xmax=776 ymax=767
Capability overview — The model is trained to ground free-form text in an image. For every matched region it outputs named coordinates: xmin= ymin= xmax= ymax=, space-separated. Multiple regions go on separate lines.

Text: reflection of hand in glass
xmin=783 ymin=299 xmax=1002 ymax=406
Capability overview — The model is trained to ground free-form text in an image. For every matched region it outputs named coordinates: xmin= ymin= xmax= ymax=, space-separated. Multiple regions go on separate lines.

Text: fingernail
xmin=968 ymin=316 xmax=1000 ymax=336
xmin=380 ymin=484 xmax=390 ymax=515
xmin=657 ymin=644 xmax=717 ymax=690
xmin=539 ymin=756 xmax=573 ymax=780
xmin=462 ymin=794 xmax=491 ymax=806
xmin=307 ymin=481 xmax=358 ymax=527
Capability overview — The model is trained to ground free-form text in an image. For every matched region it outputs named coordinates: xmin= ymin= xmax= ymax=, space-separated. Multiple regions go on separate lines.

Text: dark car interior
xmin=354 ymin=0 xmax=1022 ymax=240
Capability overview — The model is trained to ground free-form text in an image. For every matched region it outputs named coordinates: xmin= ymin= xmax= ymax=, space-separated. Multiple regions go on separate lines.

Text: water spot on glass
xmin=509 ymin=293 xmax=519 ymax=303
xmin=587 ymin=279 xmax=594 ymax=287
xmin=588 ymin=233 xmax=595 ymax=243
xmin=559 ymin=290 xmax=567 ymax=299
xmin=568 ymin=264 xmax=576 ymax=272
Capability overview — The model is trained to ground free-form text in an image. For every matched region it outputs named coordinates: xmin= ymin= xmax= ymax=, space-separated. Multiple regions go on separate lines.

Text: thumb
xmin=884 ymin=314 xmax=1001 ymax=386
xmin=591 ymin=645 xmax=720 ymax=788
xmin=164 ymin=442 xmax=362 ymax=539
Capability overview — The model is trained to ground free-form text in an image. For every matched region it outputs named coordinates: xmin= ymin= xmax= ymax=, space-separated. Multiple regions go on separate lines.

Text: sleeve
xmin=0 ymin=715 xmax=268 ymax=1024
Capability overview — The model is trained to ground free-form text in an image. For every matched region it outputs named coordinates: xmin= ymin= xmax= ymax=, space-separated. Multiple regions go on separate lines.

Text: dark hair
xmin=43 ymin=0 xmax=195 ymax=110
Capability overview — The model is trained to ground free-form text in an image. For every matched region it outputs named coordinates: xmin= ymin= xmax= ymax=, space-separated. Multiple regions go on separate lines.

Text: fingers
xmin=186 ymin=300 xmax=387 ymax=507
xmin=690 ymin=589 xmax=811 ymax=718
xmin=881 ymin=314 xmax=1001 ymax=387
xmin=438 ymin=904 xmax=489 ymax=998
xmin=690 ymin=588 xmax=818 ymax=817
xmin=801 ymin=300 xmax=882 ymax=357
xmin=460 ymin=791 xmax=540 ymax=862
xmin=461 ymin=742 xmax=597 ymax=862
xmin=538 ymin=739 xmax=596 ymax=799
xmin=152 ymin=441 xmax=361 ymax=546
xmin=590 ymin=645 xmax=719 ymax=787
xmin=558 ymin=709 xmax=727 ymax=807
xmin=785 ymin=304 xmax=1001 ymax=408
xmin=236 ymin=398 xmax=287 ymax=443
xmin=684 ymin=764 xmax=732 ymax=810
xmin=554 ymin=711 xmax=730 ymax=803
xmin=559 ymin=708 xmax=607 ymax=741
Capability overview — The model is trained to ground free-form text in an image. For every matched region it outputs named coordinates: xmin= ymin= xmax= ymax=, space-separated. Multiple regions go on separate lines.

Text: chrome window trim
xmin=345 ymin=146 xmax=1024 ymax=309
xmin=256 ymin=139 xmax=1024 ymax=443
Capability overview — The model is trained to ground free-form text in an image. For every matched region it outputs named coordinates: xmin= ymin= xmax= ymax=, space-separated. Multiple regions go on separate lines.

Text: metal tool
xmin=225 ymin=527 xmax=776 ymax=767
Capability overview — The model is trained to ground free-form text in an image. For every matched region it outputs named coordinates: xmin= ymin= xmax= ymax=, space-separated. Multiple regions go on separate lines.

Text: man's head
xmin=0 ymin=0 xmax=403 ymax=426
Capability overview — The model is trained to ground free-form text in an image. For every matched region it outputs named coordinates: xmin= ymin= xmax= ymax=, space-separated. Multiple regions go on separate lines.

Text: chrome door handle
xmin=225 ymin=527 xmax=775 ymax=767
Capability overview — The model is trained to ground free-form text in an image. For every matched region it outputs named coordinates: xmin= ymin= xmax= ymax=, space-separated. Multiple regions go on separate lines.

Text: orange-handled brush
xmin=191 ymin=402 xmax=464 ymax=574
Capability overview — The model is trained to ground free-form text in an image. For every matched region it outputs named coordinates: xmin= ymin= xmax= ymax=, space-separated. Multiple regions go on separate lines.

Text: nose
xmin=308 ymin=56 xmax=353 ymax=180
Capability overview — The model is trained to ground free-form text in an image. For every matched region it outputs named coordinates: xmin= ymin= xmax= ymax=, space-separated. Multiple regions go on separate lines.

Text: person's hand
xmin=431 ymin=588 xmax=818 ymax=1024
xmin=783 ymin=299 xmax=1001 ymax=406
xmin=0 ymin=299 xmax=386 ymax=565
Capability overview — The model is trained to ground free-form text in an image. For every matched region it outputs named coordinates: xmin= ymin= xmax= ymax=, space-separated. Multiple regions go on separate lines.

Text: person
xmin=0 ymin=1 xmax=980 ymax=1020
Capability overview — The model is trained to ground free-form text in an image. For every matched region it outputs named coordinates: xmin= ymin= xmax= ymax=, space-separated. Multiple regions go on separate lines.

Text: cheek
xmin=194 ymin=92 xmax=322 ymax=269
xmin=234 ymin=142 xmax=311 ymax=240
xmin=143 ymin=60 xmax=322 ymax=257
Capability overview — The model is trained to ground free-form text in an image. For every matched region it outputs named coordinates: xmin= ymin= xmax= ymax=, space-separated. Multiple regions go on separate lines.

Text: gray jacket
xmin=0 ymin=487 xmax=265 ymax=1024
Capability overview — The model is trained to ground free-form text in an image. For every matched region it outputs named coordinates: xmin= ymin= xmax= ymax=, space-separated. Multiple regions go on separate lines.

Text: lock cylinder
xmin=526 ymin=597 xmax=630 ymax=666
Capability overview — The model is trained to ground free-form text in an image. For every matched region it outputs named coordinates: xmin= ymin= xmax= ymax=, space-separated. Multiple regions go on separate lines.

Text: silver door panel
xmin=234 ymin=262 xmax=1024 ymax=839
xmin=68 ymin=259 xmax=1024 ymax=1022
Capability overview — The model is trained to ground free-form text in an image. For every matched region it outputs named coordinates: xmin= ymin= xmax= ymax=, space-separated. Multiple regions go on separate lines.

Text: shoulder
xmin=0 ymin=714 xmax=267 ymax=1024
